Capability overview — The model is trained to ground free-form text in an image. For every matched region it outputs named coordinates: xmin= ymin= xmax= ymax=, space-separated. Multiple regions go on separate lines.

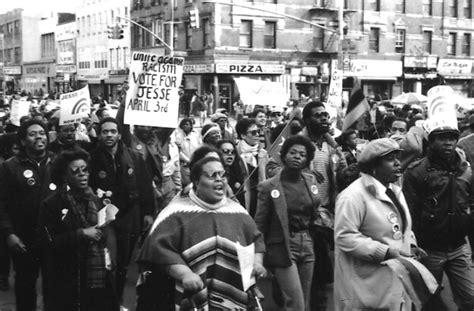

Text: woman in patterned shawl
xmin=137 ymin=156 xmax=266 ymax=310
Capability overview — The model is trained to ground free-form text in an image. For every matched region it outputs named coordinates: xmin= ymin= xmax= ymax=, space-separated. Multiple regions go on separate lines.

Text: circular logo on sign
xmin=136 ymin=144 xmax=143 ymax=151
xmin=128 ymin=168 xmax=134 ymax=175
xmin=311 ymin=185 xmax=318 ymax=195
xmin=23 ymin=170 xmax=33 ymax=178
xmin=271 ymin=189 xmax=280 ymax=199
xmin=49 ymin=183 xmax=57 ymax=191
xmin=98 ymin=171 xmax=107 ymax=179
xmin=27 ymin=178 xmax=36 ymax=186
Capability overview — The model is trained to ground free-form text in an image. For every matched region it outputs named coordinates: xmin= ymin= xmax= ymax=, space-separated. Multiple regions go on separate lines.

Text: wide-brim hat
xmin=359 ymin=138 xmax=402 ymax=164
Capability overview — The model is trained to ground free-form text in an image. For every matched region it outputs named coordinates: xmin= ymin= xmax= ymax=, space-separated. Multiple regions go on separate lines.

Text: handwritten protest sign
xmin=10 ymin=99 xmax=31 ymax=126
xmin=124 ymin=52 xmax=184 ymax=128
xmin=234 ymin=77 xmax=289 ymax=109
xmin=425 ymin=85 xmax=458 ymax=133
xmin=59 ymin=86 xmax=91 ymax=125
xmin=327 ymin=60 xmax=343 ymax=109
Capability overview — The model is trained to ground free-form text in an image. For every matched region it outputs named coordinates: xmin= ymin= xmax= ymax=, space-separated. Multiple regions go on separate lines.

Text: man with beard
xmin=403 ymin=125 xmax=474 ymax=311
xmin=89 ymin=117 xmax=155 ymax=305
xmin=48 ymin=120 xmax=93 ymax=155
xmin=300 ymin=100 xmax=347 ymax=311
xmin=0 ymin=120 xmax=55 ymax=311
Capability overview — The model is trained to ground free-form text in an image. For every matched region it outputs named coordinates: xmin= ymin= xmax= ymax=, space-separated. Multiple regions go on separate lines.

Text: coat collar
xmin=360 ymin=173 xmax=403 ymax=203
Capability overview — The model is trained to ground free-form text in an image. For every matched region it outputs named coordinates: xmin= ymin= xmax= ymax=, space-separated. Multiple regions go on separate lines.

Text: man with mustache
xmin=88 ymin=117 xmax=155 ymax=306
xmin=0 ymin=119 xmax=55 ymax=311
xmin=403 ymin=125 xmax=474 ymax=311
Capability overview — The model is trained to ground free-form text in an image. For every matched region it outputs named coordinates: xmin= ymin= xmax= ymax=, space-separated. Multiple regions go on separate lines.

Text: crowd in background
xmin=0 ymin=84 xmax=473 ymax=311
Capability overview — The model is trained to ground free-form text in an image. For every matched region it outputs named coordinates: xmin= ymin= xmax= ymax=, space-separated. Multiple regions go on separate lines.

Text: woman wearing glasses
xmin=255 ymin=135 xmax=319 ymax=311
xmin=236 ymin=118 xmax=268 ymax=216
xmin=334 ymin=138 xmax=425 ymax=310
xmin=216 ymin=139 xmax=248 ymax=207
xmin=38 ymin=149 xmax=119 ymax=311
xmin=137 ymin=156 xmax=266 ymax=310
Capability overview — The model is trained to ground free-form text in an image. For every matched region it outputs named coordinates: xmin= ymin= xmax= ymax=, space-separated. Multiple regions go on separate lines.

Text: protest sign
xmin=10 ymin=99 xmax=31 ymax=126
xmin=327 ymin=60 xmax=343 ymax=109
xmin=234 ymin=77 xmax=289 ymax=109
xmin=124 ymin=52 xmax=184 ymax=128
xmin=425 ymin=85 xmax=458 ymax=134
xmin=59 ymin=86 xmax=91 ymax=125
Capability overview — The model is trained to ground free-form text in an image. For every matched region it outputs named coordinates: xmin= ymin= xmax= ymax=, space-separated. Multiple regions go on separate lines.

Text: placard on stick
xmin=124 ymin=52 xmax=184 ymax=128
xmin=59 ymin=86 xmax=91 ymax=126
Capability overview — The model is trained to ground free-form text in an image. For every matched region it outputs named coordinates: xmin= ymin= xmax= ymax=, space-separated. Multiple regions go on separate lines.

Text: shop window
xmin=423 ymin=0 xmax=432 ymax=16
xmin=173 ymin=24 xmax=178 ymax=49
xmin=395 ymin=29 xmax=405 ymax=53
xmin=448 ymin=32 xmax=456 ymax=55
xmin=422 ymin=31 xmax=432 ymax=53
xmin=462 ymin=33 xmax=471 ymax=56
xmin=264 ymin=21 xmax=276 ymax=49
xmin=312 ymin=21 xmax=325 ymax=51
xmin=449 ymin=0 xmax=458 ymax=17
xmin=240 ymin=20 xmax=253 ymax=48
xmin=369 ymin=27 xmax=379 ymax=52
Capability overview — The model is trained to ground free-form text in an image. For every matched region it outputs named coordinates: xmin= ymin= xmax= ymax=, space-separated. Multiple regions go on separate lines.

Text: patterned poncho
xmin=138 ymin=191 xmax=265 ymax=310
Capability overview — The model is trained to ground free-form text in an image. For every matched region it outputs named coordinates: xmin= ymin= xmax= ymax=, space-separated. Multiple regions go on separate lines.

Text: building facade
xmin=55 ymin=14 xmax=77 ymax=94
xmin=75 ymin=0 xmax=131 ymax=101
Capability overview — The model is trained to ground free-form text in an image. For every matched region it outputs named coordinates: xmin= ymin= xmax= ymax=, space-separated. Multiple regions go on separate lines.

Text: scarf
xmin=189 ymin=188 xmax=226 ymax=211
xmin=64 ymin=186 xmax=107 ymax=289
xmin=238 ymin=140 xmax=259 ymax=168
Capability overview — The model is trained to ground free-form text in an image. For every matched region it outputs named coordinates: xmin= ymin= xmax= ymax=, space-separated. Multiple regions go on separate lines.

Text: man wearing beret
xmin=403 ymin=125 xmax=474 ymax=310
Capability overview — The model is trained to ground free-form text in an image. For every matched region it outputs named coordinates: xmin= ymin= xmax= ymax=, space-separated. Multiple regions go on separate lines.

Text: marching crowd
xmin=0 ymin=86 xmax=473 ymax=311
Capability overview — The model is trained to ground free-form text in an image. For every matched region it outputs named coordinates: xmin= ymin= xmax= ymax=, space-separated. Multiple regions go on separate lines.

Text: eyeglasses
xmin=311 ymin=112 xmax=330 ymax=119
xmin=247 ymin=130 xmax=259 ymax=136
xmin=221 ymin=149 xmax=235 ymax=155
xmin=272 ymin=113 xmax=282 ymax=117
xmin=202 ymin=170 xmax=227 ymax=181
xmin=70 ymin=166 xmax=89 ymax=176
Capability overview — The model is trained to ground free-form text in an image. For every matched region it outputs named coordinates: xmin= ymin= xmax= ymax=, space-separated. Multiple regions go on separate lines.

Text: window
xmin=264 ymin=21 xmax=276 ymax=49
xmin=109 ymin=48 xmax=114 ymax=69
xmin=395 ymin=0 xmax=406 ymax=13
xmin=448 ymin=33 xmax=456 ymax=55
xmin=369 ymin=0 xmax=380 ymax=11
xmin=422 ymin=0 xmax=432 ymax=15
xmin=14 ymin=47 xmax=20 ymax=63
xmin=395 ymin=29 xmax=405 ymax=53
xmin=152 ymin=19 xmax=162 ymax=46
xmin=203 ymin=19 xmax=211 ymax=47
xmin=123 ymin=47 xmax=129 ymax=67
xmin=462 ymin=33 xmax=471 ymax=55
xmin=98 ymin=13 xmax=102 ymax=33
xmin=449 ymin=0 xmax=458 ymax=17
xmin=422 ymin=31 xmax=432 ymax=53
xmin=185 ymin=22 xmax=192 ymax=49
xmin=369 ymin=27 xmax=379 ymax=52
xmin=464 ymin=0 xmax=472 ymax=18
xmin=87 ymin=15 xmax=91 ymax=35
xmin=240 ymin=20 xmax=253 ymax=48
xmin=262 ymin=0 xmax=277 ymax=2
xmin=313 ymin=22 xmax=324 ymax=51
xmin=173 ymin=24 xmax=178 ymax=49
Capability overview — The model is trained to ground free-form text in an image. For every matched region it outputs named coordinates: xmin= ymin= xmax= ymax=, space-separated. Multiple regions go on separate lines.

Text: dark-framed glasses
xmin=247 ymin=130 xmax=259 ymax=136
xmin=221 ymin=149 xmax=235 ymax=155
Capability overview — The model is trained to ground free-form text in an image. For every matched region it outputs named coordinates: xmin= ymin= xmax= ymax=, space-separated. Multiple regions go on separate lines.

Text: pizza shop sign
xmin=216 ymin=63 xmax=285 ymax=74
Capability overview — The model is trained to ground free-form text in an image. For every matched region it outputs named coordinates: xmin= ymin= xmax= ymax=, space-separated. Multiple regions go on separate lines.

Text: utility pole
xmin=170 ymin=0 xmax=174 ymax=56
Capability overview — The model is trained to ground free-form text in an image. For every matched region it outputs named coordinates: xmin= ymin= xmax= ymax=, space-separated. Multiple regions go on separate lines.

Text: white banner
xmin=59 ymin=86 xmax=91 ymax=126
xmin=124 ymin=52 xmax=184 ymax=128
xmin=10 ymin=99 xmax=31 ymax=126
xmin=234 ymin=78 xmax=289 ymax=108
xmin=327 ymin=60 xmax=343 ymax=108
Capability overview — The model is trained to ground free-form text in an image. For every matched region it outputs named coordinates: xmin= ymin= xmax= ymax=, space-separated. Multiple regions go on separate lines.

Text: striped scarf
xmin=65 ymin=187 xmax=107 ymax=289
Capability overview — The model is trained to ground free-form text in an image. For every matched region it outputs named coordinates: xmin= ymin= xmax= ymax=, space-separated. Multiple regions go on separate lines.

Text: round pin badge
xmin=128 ymin=168 xmax=134 ymax=175
xmin=393 ymin=231 xmax=403 ymax=240
xmin=136 ymin=144 xmax=143 ymax=150
xmin=103 ymin=198 xmax=111 ymax=206
xmin=23 ymin=170 xmax=33 ymax=178
xmin=27 ymin=178 xmax=36 ymax=186
xmin=392 ymin=223 xmax=401 ymax=233
xmin=105 ymin=190 xmax=112 ymax=197
xmin=271 ymin=189 xmax=280 ymax=198
xmin=49 ymin=183 xmax=57 ymax=191
xmin=311 ymin=185 xmax=318 ymax=195
xmin=387 ymin=212 xmax=398 ymax=224
xmin=98 ymin=171 xmax=107 ymax=179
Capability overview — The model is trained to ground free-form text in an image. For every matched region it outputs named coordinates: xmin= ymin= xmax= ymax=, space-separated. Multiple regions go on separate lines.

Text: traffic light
xmin=117 ymin=25 xmax=124 ymax=39
xmin=107 ymin=25 xmax=115 ymax=39
xmin=189 ymin=7 xmax=200 ymax=29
